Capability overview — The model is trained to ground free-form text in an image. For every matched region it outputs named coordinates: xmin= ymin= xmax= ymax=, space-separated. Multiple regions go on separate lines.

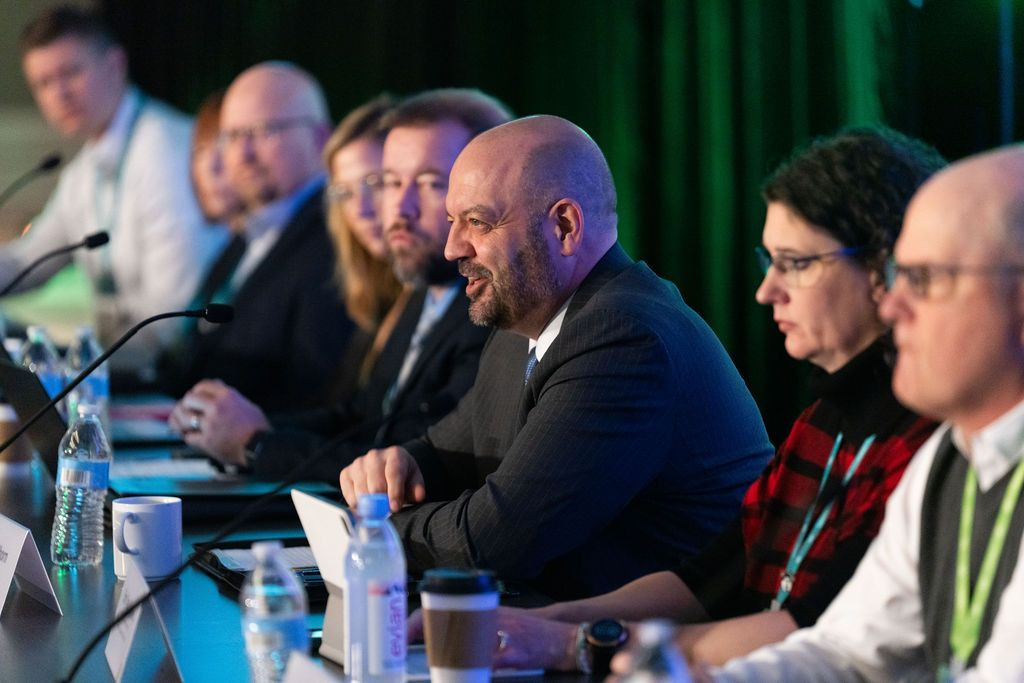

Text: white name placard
xmin=0 ymin=513 xmax=61 ymax=615
xmin=104 ymin=557 xmax=182 ymax=683
xmin=282 ymin=650 xmax=342 ymax=683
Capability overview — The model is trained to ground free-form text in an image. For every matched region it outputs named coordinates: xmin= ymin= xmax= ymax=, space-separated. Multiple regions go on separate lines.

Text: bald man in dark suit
xmin=341 ymin=115 xmax=773 ymax=599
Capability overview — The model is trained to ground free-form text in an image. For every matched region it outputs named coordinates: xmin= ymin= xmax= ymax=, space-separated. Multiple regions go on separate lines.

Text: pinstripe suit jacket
xmin=396 ymin=244 xmax=773 ymax=599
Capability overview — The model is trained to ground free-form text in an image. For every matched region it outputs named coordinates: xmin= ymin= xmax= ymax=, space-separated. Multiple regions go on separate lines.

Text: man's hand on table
xmin=339 ymin=446 xmax=425 ymax=512
xmin=168 ymin=379 xmax=270 ymax=467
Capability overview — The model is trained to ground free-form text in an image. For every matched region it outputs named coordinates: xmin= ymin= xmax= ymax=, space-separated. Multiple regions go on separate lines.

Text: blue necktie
xmin=524 ymin=349 xmax=538 ymax=385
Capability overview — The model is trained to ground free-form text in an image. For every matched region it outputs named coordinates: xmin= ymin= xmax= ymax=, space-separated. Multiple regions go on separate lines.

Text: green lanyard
xmin=771 ymin=432 xmax=877 ymax=610
xmin=947 ymin=457 xmax=1024 ymax=673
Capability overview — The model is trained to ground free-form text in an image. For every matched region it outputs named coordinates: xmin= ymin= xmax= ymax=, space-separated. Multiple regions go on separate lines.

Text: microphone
xmin=0 ymin=153 xmax=62 ymax=212
xmin=61 ymin=394 xmax=433 ymax=681
xmin=0 ymin=231 xmax=110 ymax=297
xmin=0 ymin=305 xmax=233 ymax=455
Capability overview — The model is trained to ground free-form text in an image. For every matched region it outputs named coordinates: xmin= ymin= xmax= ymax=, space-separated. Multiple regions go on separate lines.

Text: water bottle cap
xmin=251 ymin=540 xmax=283 ymax=561
xmin=357 ymin=493 xmax=390 ymax=519
xmin=76 ymin=402 xmax=100 ymax=418
xmin=635 ymin=619 xmax=674 ymax=647
xmin=26 ymin=325 xmax=47 ymax=340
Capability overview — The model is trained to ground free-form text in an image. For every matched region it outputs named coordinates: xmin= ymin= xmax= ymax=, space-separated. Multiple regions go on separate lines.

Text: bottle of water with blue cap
xmin=50 ymin=403 xmax=111 ymax=567
xmin=240 ymin=540 xmax=310 ymax=682
xmin=20 ymin=325 xmax=64 ymax=402
xmin=64 ymin=326 xmax=110 ymax=434
xmin=344 ymin=492 xmax=407 ymax=683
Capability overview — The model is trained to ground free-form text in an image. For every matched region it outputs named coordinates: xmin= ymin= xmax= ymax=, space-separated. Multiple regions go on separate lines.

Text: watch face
xmin=589 ymin=619 xmax=626 ymax=646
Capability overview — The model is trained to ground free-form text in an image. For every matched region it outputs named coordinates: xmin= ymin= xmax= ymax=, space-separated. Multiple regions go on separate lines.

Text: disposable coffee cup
xmin=112 ymin=496 xmax=182 ymax=580
xmin=420 ymin=569 xmax=499 ymax=683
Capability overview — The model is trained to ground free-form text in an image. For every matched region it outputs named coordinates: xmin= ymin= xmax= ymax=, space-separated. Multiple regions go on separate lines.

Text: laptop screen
xmin=0 ymin=359 xmax=66 ymax=478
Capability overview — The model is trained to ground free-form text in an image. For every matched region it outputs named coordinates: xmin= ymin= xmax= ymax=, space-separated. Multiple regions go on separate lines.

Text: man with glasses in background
xmin=715 ymin=145 xmax=1024 ymax=681
xmin=163 ymin=61 xmax=351 ymax=413
xmin=169 ymin=89 xmax=506 ymax=482
xmin=7 ymin=5 xmax=224 ymax=380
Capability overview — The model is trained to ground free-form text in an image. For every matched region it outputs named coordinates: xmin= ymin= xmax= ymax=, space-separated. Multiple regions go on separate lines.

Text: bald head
xmin=463 ymin=115 xmax=617 ymax=244
xmin=910 ymin=144 xmax=1024 ymax=262
xmin=445 ymin=115 xmax=621 ymax=338
xmin=881 ymin=144 xmax=1024 ymax=433
xmin=220 ymin=61 xmax=330 ymax=211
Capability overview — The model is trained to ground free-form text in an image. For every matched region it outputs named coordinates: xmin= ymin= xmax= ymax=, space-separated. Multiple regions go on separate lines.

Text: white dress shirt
xmin=529 ymin=295 xmax=573 ymax=362
xmin=0 ymin=87 xmax=226 ymax=370
xmin=230 ymin=173 xmax=325 ymax=292
xmin=714 ymin=398 xmax=1024 ymax=682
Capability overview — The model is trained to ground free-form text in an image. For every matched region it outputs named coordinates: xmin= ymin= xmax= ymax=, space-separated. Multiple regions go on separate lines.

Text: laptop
xmin=291 ymin=489 xmax=355 ymax=665
xmin=0 ymin=359 xmax=335 ymax=513
xmin=0 ymin=358 xmax=66 ymax=478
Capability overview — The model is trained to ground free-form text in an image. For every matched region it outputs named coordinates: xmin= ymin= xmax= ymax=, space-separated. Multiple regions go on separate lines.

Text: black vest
xmin=919 ymin=430 xmax=1024 ymax=672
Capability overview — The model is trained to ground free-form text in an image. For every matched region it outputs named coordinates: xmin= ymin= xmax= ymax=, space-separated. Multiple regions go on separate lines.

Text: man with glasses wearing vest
xmin=715 ymin=145 xmax=1024 ymax=681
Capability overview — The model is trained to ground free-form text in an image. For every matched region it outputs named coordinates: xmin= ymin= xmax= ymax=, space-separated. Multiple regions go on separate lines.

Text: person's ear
xmin=869 ymin=268 xmax=887 ymax=306
xmin=548 ymin=198 xmax=583 ymax=257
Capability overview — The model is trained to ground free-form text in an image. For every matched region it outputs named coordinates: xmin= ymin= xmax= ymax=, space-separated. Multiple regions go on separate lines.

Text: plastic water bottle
xmin=344 ymin=493 xmax=407 ymax=682
xmin=49 ymin=404 xmax=112 ymax=568
xmin=240 ymin=540 xmax=310 ymax=682
xmin=620 ymin=620 xmax=692 ymax=683
xmin=64 ymin=326 xmax=110 ymax=432
xmin=20 ymin=325 xmax=64 ymax=400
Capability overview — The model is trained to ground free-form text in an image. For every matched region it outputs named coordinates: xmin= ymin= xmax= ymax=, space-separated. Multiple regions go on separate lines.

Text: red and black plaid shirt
xmin=678 ymin=340 xmax=938 ymax=626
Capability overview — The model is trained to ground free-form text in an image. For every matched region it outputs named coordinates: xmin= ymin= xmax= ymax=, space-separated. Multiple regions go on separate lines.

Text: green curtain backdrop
xmin=103 ymin=0 xmax=1021 ymax=442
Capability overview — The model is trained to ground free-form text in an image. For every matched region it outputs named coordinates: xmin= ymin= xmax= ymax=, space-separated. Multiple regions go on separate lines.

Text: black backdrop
xmin=101 ymin=0 xmax=1023 ymax=443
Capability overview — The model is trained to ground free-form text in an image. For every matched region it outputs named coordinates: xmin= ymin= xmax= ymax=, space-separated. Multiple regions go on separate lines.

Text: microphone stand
xmin=0 ymin=154 xmax=61 ymax=212
xmin=0 ymin=305 xmax=231 ymax=455
xmin=59 ymin=402 xmax=418 ymax=682
xmin=0 ymin=232 xmax=109 ymax=297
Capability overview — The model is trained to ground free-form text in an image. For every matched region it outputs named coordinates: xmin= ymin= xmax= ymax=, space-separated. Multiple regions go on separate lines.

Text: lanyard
xmin=947 ymin=457 xmax=1024 ymax=672
xmin=93 ymin=91 xmax=147 ymax=291
xmin=771 ymin=432 xmax=877 ymax=610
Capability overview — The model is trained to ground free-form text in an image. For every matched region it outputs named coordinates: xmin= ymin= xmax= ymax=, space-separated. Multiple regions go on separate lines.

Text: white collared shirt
xmin=528 ymin=294 xmax=574 ymax=363
xmin=0 ymin=87 xmax=225 ymax=366
xmin=230 ymin=174 xmax=325 ymax=290
xmin=715 ymin=397 xmax=1024 ymax=682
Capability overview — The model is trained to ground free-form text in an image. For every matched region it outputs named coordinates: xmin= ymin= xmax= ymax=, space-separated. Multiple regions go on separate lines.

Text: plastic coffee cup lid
xmin=419 ymin=568 xmax=498 ymax=595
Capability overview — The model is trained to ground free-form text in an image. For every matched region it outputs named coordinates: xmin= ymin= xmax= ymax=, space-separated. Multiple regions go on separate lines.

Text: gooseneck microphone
xmin=60 ymin=390 xmax=447 ymax=681
xmin=0 ymin=304 xmax=234 ymax=456
xmin=0 ymin=153 xmax=62 ymax=212
xmin=0 ymin=231 xmax=110 ymax=297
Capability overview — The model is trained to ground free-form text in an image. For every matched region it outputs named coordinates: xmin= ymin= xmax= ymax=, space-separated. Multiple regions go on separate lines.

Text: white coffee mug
xmin=112 ymin=496 xmax=182 ymax=580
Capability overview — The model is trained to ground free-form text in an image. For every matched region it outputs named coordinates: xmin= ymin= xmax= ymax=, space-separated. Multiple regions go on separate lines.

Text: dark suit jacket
xmin=160 ymin=190 xmax=353 ymax=412
xmin=397 ymin=244 xmax=775 ymax=600
xmin=245 ymin=284 xmax=489 ymax=482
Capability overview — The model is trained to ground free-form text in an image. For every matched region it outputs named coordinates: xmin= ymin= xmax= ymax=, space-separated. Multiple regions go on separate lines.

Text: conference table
xmin=0 ymin=448 xmax=565 ymax=682
xmin=0 ymin=454 xmax=330 ymax=682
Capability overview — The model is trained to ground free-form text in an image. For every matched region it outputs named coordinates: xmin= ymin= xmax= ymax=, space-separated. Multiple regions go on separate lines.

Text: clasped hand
xmin=339 ymin=446 xmax=426 ymax=512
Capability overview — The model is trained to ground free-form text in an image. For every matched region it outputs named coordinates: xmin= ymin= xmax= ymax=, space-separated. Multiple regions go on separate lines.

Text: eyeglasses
xmin=755 ymin=245 xmax=868 ymax=288
xmin=327 ymin=173 xmax=384 ymax=204
xmin=217 ymin=117 xmax=317 ymax=148
xmin=885 ymin=260 xmax=1024 ymax=300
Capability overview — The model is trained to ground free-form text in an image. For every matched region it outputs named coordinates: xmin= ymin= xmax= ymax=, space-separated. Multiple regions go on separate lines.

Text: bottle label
xmin=56 ymin=456 xmax=109 ymax=490
xmin=367 ymin=579 xmax=406 ymax=674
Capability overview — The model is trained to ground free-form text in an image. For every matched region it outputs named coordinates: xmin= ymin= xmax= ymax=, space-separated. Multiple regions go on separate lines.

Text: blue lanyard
xmin=93 ymin=91 xmax=147 ymax=285
xmin=771 ymin=432 xmax=877 ymax=610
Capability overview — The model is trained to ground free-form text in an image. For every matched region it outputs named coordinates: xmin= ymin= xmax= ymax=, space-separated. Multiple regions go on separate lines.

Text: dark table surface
xmin=0 ymin=453 xmax=566 ymax=682
xmin=0 ymin=456 xmax=340 ymax=682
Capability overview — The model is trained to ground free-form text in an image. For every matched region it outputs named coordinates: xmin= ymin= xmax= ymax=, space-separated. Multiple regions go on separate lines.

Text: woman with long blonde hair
xmin=323 ymin=94 xmax=405 ymax=395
